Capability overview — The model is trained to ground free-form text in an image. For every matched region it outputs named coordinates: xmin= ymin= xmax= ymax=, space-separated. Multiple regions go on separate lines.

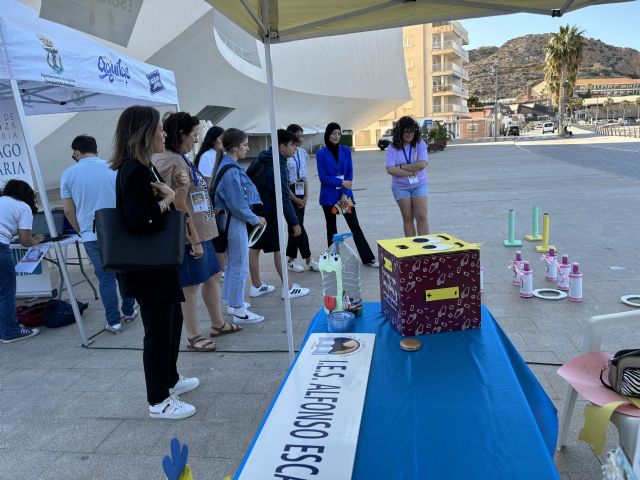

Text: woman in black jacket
xmin=110 ymin=106 xmax=197 ymax=420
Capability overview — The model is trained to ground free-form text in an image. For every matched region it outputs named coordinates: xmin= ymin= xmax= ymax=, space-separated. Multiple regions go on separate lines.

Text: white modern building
xmin=17 ymin=0 xmax=410 ymax=189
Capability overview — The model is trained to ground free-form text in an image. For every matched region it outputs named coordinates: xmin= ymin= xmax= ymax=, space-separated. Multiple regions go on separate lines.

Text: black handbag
xmin=95 ymin=209 xmax=186 ymax=273
xmin=210 ymin=163 xmax=240 ymax=253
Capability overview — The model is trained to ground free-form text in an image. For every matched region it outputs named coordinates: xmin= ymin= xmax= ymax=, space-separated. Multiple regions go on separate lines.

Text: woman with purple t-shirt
xmin=385 ymin=116 xmax=429 ymax=236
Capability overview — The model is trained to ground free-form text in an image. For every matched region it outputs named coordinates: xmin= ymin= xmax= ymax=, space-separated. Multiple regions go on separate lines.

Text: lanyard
xmin=181 ymin=154 xmax=200 ymax=187
xmin=402 ymin=144 xmax=413 ymax=165
xmin=294 ymin=150 xmax=301 ymax=179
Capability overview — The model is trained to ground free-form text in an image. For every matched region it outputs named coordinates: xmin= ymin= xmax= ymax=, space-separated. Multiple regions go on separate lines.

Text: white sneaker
xmin=226 ymin=301 xmax=251 ymax=315
xmin=149 ymin=395 xmax=196 ymax=420
xmin=282 ymin=283 xmax=310 ymax=299
xmin=366 ymin=260 xmax=380 ymax=268
xmin=121 ymin=307 xmax=138 ymax=323
xmin=232 ymin=307 xmax=265 ymax=324
xmin=249 ymin=283 xmax=276 ymax=297
xmin=287 ymin=261 xmax=305 ymax=273
xmin=105 ymin=323 xmax=122 ymax=334
xmin=169 ymin=375 xmax=200 ymax=396
xmin=306 ymin=260 xmax=320 ymax=272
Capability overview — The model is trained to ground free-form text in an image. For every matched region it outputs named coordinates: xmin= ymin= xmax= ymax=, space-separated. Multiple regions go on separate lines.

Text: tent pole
xmin=263 ymin=36 xmax=295 ymax=365
xmin=9 ymin=80 xmax=90 ymax=347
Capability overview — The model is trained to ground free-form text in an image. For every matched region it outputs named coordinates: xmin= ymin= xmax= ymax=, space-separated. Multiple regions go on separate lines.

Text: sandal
xmin=186 ymin=335 xmax=216 ymax=352
xmin=210 ymin=321 xmax=243 ymax=337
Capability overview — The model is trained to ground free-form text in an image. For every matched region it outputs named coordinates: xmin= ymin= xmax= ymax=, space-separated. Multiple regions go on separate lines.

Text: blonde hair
xmin=111 ymin=106 xmax=160 ymax=170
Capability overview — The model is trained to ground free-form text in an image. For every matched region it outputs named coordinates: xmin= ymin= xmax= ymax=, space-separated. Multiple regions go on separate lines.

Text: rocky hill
xmin=467 ymin=34 xmax=640 ymax=99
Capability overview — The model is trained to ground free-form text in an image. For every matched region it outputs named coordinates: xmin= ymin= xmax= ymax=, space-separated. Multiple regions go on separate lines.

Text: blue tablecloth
xmin=238 ymin=303 xmax=559 ymax=479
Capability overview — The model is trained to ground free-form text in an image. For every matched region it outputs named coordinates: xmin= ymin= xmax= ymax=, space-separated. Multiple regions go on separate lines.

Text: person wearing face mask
xmin=385 ymin=116 xmax=429 ymax=236
xmin=316 ymin=122 xmax=379 ymax=267
xmin=153 ymin=113 xmax=242 ymax=353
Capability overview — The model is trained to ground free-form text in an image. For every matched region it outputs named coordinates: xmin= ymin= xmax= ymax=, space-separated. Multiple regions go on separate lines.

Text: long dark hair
xmin=1 ymin=179 xmax=37 ymax=214
xmin=111 ymin=106 xmax=160 ymax=169
xmin=163 ymin=112 xmax=199 ymax=154
xmin=212 ymin=128 xmax=247 ymax=178
xmin=391 ymin=116 xmax=421 ymax=150
xmin=194 ymin=126 xmax=224 ymax=169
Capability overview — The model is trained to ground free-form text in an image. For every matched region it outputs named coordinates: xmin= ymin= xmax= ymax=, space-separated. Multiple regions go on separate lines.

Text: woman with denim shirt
xmin=212 ymin=128 xmax=266 ymax=323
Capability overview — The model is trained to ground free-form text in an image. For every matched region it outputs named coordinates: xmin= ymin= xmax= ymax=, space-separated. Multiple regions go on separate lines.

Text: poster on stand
xmin=15 ymin=245 xmax=49 ymax=274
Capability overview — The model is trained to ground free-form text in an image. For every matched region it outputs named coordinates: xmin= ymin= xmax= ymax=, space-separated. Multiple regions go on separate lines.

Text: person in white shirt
xmin=285 ymin=124 xmax=319 ymax=273
xmin=60 ymin=135 xmax=137 ymax=334
xmin=0 ymin=180 xmax=43 ymax=343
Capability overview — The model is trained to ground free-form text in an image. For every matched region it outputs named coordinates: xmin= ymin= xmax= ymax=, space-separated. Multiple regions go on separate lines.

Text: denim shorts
xmin=391 ymin=183 xmax=429 ymax=200
xmin=178 ymin=240 xmax=221 ymax=287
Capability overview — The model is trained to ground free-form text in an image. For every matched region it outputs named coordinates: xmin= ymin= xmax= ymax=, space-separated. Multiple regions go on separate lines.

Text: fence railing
xmin=582 ymin=124 xmax=640 ymax=137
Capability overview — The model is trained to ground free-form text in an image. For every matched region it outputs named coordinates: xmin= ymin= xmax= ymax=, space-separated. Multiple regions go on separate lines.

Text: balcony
xmin=432 ymin=83 xmax=469 ymax=98
xmin=432 ymin=62 xmax=469 ymax=79
xmin=432 ymin=103 xmax=470 ymax=114
xmin=432 ymin=40 xmax=469 ymax=62
xmin=432 ymin=21 xmax=469 ymax=45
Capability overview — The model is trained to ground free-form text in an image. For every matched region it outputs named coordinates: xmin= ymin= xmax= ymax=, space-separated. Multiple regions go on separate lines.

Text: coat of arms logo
xmin=37 ymin=34 xmax=64 ymax=74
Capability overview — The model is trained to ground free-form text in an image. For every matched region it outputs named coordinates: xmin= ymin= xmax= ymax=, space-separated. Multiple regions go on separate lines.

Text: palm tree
xmin=620 ymin=100 xmax=630 ymax=121
xmin=604 ymin=97 xmax=614 ymax=120
xmin=635 ymin=97 xmax=640 ymax=121
xmin=566 ymin=97 xmax=584 ymax=122
xmin=543 ymin=25 xmax=586 ymax=136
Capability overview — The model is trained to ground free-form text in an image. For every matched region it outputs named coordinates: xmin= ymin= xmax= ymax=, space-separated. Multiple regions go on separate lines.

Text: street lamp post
xmin=491 ymin=65 xmax=498 ymax=141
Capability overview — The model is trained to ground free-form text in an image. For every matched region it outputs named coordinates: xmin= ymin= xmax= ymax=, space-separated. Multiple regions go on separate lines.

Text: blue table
xmin=238 ymin=303 xmax=559 ymax=479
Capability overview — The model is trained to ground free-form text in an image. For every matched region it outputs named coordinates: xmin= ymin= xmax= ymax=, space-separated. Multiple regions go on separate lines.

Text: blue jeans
xmin=0 ymin=243 xmax=21 ymax=340
xmin=222 ymin=216 xmax=249 ymax=308
xmin=83 ymin=241 xmax=135 ymax=325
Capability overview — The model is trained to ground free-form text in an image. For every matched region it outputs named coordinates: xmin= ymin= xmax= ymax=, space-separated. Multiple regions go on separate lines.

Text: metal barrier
xmin=581 ymin=124 xmax=640 ymax=137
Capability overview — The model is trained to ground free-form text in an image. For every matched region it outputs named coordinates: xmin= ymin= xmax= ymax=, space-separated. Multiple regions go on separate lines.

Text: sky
xmin=463 ymin=1 xmax=640 ymax=51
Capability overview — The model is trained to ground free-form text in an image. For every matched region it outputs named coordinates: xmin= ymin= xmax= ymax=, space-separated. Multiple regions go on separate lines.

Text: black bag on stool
xmin=600 ymin=349 xmax=640 ymax=397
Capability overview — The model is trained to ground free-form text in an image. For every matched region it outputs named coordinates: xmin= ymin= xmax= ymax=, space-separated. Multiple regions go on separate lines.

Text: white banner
xmin=0 ymin=94 xmax=33 ymax=187
xmin=238 ymin=333 xmax=375 ymax=480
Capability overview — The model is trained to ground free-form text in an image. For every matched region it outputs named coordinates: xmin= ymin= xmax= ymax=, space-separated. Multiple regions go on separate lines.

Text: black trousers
xmin=286 ymin=195 xmax=311 ymax=260
xmin=322 ymin=205 xmax=375 ymax=264
xmin=137 ymin=299 xmax=183 ymax=404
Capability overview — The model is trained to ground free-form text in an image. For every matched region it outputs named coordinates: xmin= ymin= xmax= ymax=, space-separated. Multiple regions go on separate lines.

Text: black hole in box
xmin=423 ymin=245 xmax=437 ymax=249
xmin=396 ymin=245 xmax=409 ymax=249
xmin=412 ymin=237 xmax=430 ymax=243
xmin=438 ymin=235 xmax=450 ymax=241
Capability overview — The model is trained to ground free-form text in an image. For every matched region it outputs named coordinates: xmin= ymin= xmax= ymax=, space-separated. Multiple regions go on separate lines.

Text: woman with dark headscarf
xmin=315 ymin=122 xmax=378 ymax=267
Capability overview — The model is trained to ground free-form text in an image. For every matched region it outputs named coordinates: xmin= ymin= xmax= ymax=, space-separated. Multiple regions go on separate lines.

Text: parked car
xmin=507 ymin=125 xmax=520 ymax=136
xmin=534 ymin=122 xmax=543 ymax=129
xmin=542 ymin=122 xmax=555 ymax=134
xmin=377 ymin=129 xmax=393 ymax=150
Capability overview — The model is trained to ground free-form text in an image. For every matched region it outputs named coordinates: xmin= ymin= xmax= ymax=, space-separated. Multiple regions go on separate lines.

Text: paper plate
xmin=248 ymin=222 xmax=266 ymax=247
xmin=533 ymin=288 xmax=567 ymax=300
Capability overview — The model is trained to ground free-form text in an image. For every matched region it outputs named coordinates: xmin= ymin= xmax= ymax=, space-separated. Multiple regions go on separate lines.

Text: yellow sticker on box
xmin=384 ymin=257 xmax=393 ymax=272
xmin=425 ymin=287 xmax=459 ymax=302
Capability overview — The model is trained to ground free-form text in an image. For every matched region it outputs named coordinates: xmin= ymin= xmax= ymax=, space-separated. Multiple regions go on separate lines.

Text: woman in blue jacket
xmin=316 ymin=122 xmax=378 ymax=267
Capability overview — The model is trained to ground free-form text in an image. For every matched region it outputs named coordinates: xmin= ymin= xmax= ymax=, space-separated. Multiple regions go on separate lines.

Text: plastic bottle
xmin=512 ymin=250 xmax=524 ymax=286
xmin=557 ymin=255 xmax=571 ymax=291
xmin=319 ymin=233 xmax=363 ymax=316
xmin=519 ymin=261 xmax=533 ymax=298
xmin=568 ymin=263 xmax=583 ymax=302
xmin=543 ymin=247 xmax=558 ymax=282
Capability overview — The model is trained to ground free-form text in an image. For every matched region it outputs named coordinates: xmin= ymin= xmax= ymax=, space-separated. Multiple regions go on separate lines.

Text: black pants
xmin=286 ymin=196 xmax=311 ymax=260
xmin=137 ymin=299 xmax=183 ymax=404
xmin=322 ymin=205 xmax=375 ymax=264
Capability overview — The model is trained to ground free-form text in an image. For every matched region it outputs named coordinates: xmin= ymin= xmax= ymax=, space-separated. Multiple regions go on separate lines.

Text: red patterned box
xmin=377 ymin=233 xmax=481 ymax=336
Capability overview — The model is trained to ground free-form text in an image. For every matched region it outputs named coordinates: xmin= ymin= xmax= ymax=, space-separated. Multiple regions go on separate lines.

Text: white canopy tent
xmin=1 ymin=0 xmax=179 ymax=346
xmin=207 ymin=0 xmax=632 ymax=364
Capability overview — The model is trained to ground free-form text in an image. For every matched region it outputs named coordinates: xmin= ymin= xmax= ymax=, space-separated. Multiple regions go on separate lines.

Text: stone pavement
xmin=2 ymin=129 xmax=640 ymax=479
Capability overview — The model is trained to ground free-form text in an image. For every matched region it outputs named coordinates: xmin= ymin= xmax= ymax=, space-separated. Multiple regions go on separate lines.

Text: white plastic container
xmin=557 ymin=255 xmax=571 ymax=291
xmin=512 ymin=250 xmax=524 ymax=286
xmin=519 ymin=261 xmax=533 ymax=298
xmin=543 ymin=247 xmax=558 ymax=282
xmin=568 ymin=263 xmax=583 ymax=302
xmin=319 ymin=233 xmax=363 ymax=316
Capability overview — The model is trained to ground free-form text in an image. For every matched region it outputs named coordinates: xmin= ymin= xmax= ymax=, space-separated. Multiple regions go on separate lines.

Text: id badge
xmin=408 ymin=175 xmax=418 ymax=185
xmin=190 ymin=191 xmax=208 ymax=213
xmin=295 ymin=181 xmax=305 ymax=196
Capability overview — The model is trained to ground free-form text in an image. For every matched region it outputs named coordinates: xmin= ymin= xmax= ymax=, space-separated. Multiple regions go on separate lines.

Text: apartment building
xmin=532 ymin=77 xmax=640 ymax=99
xmin=355 ymin=21 xmax=470 ymax=148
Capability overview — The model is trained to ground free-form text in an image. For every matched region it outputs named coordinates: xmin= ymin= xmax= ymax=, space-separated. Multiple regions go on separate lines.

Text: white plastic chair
xmin=557 ymin=309 xmax=640 ymax=459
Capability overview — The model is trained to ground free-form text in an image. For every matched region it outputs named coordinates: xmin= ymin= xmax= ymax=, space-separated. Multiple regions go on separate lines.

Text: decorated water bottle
xmin=480 ymin=264 xmax=484 ymax=294
xmin=318 ymin=233 xmax=363 ymax=316
xmin=568 ymin=263 xmax=583 ymax=302
xmin=512 ymin=250 xmax=524 ymax=286
xmin=519 ymin=261 xmax=533 ymax=298
xmin=542 ymin=247 xmax=558 ymax=282
xmin=557 ymin=255 xmax=571 ymax=291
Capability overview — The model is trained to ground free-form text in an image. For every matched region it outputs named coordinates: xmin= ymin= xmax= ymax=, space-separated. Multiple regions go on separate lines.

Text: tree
xmin=566 ymin=97 xmax=584 ymax=122
xmin=620 ymin=100 xmax=630 ymax=120
xmin=543 ymin=25 xmax=586 ymax=136
xmin=604 ymin=97 xmax=614 ymax=120
xmin=635 ymin=97 xmax=640 ymax=121
xmin=467 ymin=94 xmax=483 ymax=108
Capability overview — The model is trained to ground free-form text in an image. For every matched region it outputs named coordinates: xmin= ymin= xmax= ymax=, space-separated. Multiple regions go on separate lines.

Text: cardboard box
xmin=378 ymin=233 xmax=481 ymax=336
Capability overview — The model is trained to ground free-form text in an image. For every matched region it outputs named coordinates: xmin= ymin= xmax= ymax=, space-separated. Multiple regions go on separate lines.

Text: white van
xmin=542 ymin=122 xmax=555 ymax=134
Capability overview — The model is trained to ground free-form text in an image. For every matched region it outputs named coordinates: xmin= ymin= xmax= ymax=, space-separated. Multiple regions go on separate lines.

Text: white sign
xmin=15 ymin=245 xmax=49 ymax=274
xmin=0 ymin=95 xmax=33 ymax=187
xmin=445 ymin=115 xmax=453 ymax=124
xmin=238 ymin=333 xmax=376 ymax=480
